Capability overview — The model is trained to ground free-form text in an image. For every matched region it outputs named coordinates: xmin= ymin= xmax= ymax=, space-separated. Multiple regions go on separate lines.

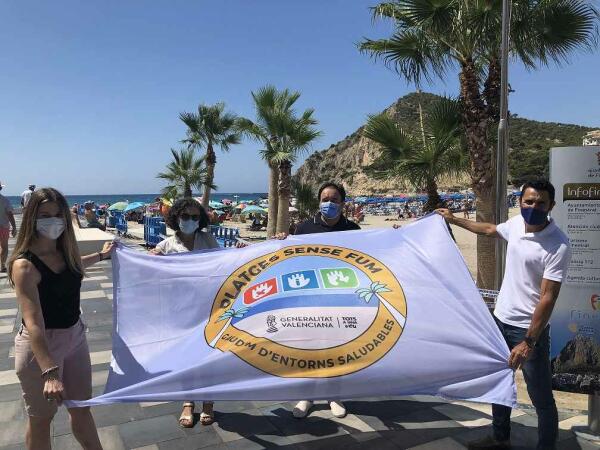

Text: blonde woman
xmin=150 ymin=197 xmax=220 ymax=428
xmin=8 ymin=188 xmax=113 ymax=450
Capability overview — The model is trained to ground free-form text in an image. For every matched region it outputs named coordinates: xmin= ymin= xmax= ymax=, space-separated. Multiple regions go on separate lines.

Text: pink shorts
xmin=14 ymin=319 xmax=92 ymax=417
xmin=0 ymin=227 xmax=9 ymax=241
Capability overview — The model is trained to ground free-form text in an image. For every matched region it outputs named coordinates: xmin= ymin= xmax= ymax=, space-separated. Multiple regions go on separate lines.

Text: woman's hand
xmin=271 ymin=232 xmax=288 ymax=240
xmin=43 ymin=377 xmax=65 ymax=405
xmin=100 ymin=241 xmax=115 ymax=260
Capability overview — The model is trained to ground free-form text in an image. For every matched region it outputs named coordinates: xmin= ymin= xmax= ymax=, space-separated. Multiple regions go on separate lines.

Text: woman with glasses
xmin=150 ymin=197 xmax=220 ymax=427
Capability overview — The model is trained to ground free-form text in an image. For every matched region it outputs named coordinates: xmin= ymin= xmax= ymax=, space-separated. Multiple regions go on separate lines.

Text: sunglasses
xmin=180 ymin=214 xmax=201 ymax=221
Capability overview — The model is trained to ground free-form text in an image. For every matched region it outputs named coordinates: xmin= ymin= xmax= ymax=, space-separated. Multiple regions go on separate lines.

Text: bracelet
xmin=41 ymin=366 xmax=59 ymax=379
xmin=98 ymin=251 xmax=103 ymax=261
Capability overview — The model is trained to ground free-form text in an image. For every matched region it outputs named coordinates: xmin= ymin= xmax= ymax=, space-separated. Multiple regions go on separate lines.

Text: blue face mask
xmin=320 ymin=201 xmax=341 ymax=220
xmin=520 ymin=206 xmax=548 ymax=226
xmin=179 ymin=219 xmax=199 ymax=235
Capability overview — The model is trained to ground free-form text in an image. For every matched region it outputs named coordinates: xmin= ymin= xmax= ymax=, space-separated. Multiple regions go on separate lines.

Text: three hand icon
xmin=251 ymin=283 xmax=274 ymax=300
xmin=287 ymin=273 xmax=311 ymax=289
xmin=326 ymin=270 xmax=350 ymax=286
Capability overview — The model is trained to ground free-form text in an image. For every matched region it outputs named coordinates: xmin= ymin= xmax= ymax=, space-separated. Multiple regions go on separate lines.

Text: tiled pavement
xmin=0 ymin=218 xmax=598 ymax=449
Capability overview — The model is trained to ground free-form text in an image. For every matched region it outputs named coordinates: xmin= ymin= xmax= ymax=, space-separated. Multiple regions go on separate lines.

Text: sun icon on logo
xmin=591 ymin=294 xmax=600 ymax=311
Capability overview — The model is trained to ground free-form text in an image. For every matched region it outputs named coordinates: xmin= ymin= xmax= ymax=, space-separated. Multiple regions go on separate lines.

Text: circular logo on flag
xmin=204 ymin=245 xmax=407 ymax=377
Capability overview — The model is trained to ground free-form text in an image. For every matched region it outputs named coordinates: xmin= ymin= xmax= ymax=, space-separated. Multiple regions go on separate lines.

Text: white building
xmin=583 ymin=130 xmax=600 ymax=146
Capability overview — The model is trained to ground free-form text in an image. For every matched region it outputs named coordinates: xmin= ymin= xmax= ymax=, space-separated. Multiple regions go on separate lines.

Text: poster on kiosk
xmin=550 ymin=146 xmax=600 ymax=393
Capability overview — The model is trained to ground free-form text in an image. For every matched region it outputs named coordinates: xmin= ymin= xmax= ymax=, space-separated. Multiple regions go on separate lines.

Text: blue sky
xmin=1 ymin=0 xmax=599 ymax=195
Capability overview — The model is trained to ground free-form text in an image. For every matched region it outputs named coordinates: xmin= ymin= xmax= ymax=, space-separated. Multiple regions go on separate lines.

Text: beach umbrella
xmin=108 ymin=202 xmax=128 ymax=211
xmin=213 ymin=210 xmax=225 ymax=215
xmin=240 ymin=205 xmax=266 ymax=215
xmin=209 ymin=201 xmax=226 ymax=209
xmin=123 ymin=202 xmax=146 ymax=212
xmin=238 ymin=203 xmax=247 ymax=209
xmin=221 ymin=199 xmax=232 ymax=205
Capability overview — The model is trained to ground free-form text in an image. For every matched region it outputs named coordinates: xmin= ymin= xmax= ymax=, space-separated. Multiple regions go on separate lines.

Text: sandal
xmin=179 ymin=402 xmax=195 ymax=428
xmin=200 ymin=402 xmax=215 ymax=426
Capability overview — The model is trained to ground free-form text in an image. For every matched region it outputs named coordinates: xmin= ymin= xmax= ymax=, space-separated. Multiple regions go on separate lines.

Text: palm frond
xmin=513 ymin=0 xmax=599 ymax=68
xmin=363 ymin=113 xmax=414 ymax=159
xmin=358 ymin=29 xmax=452 ymax=85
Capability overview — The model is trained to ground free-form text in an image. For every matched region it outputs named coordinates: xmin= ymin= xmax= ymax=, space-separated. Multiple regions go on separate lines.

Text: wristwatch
xmin=523 ymin=336 xmax=536 ymax=349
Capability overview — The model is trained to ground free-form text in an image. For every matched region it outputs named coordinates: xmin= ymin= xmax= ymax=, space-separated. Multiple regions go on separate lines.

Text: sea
xmin=4 ymin=193 xmax=267 ymax=210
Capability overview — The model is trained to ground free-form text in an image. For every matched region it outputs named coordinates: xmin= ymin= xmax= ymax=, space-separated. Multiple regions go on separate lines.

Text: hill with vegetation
xmin=294 ymin=92 xmax=596 ymax=195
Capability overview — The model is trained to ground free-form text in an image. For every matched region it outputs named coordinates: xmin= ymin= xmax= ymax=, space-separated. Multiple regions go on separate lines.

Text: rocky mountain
xmin=553 ymin=335 xmax=600 ymax=374
xmin=294 ymin=92 xmax=595 ymax=195
xmin=552 ymin=335 xmax=600 ymax=394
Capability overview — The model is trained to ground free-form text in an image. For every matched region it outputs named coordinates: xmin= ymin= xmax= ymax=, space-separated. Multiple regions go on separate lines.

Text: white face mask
xmin=36 ymin=217 xmax=66 ymax=240
xmin=179 ymin=219 xmax=199 ymax=235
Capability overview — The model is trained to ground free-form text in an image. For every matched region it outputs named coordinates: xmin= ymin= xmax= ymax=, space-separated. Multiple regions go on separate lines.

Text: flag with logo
xmin=70 ymin=215 xmax=516 ymax=407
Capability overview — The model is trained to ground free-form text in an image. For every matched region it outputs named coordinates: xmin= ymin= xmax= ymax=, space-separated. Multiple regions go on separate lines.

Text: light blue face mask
xmin=179 ymin=219 xmax=199 ymax=235
xmin=320 ymin=201 xmax=341 ymax=219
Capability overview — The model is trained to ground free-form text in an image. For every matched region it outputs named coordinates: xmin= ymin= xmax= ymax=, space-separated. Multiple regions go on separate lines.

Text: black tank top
xmin=23 ymin=251 xmax=82 ymax=329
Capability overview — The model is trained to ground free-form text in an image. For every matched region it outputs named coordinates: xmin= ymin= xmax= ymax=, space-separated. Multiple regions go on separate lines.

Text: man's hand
xmin=508 ymin=341 xmax=533 ymax=370
xmin=435 ymin=208 xmax=455 ymax=223
xmin=271 ymin=232 xmax=288 ymax=240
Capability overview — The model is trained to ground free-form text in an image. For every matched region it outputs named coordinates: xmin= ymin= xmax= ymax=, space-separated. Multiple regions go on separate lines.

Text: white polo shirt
xmin=494 ymin=215 xmax=571 ymax=328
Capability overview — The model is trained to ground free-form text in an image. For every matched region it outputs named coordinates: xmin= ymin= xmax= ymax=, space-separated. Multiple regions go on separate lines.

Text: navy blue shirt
xmin=294 ymin=213 xmax=360 ymax=235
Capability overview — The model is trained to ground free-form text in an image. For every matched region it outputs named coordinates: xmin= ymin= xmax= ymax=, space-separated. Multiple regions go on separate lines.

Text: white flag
xmin=69 ymin=214 xmax=515 ymax=408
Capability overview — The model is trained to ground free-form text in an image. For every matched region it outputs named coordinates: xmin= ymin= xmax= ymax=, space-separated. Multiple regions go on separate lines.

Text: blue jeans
xmin=492 ymin=318 xmax=557 ymax=449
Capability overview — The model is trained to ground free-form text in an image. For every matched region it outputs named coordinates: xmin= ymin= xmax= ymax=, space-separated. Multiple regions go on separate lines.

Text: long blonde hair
xmin=8 ymin=188 xmax=83 ymax=285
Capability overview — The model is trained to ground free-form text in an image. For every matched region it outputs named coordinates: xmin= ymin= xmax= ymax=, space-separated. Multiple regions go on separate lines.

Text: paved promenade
xmin=0 ymin=219 xmax=597 ymax=449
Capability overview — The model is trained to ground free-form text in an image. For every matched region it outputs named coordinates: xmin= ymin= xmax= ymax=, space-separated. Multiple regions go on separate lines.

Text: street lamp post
xmin=494 ymin=0 xmax=511 ymax=291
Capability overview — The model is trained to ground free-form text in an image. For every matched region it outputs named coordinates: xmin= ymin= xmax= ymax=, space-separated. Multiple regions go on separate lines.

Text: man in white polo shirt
xmin=436 ymin=180 xmax=571 ymax=450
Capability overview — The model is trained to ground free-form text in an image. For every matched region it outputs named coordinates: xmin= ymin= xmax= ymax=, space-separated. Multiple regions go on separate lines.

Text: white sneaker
xmin=293 ymin=400 xmax=314 ymax=418
xmin=329 ymin=400 xmax=346 ymax=418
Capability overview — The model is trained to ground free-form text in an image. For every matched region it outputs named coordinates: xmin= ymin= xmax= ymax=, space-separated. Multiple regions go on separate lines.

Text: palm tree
xmin=180 ymin=103 xmax=242 ymax=208
xmin=156 ymin=148 xmax=212 ymax=199
xmin=239 ymin=86 xmax=321 ymax=236
xmin=292 ymin=180 xmax=319 ymax=220
xmin=364 ymin=97 xmax=468 ymax=212
xmin=359 ymin=0 xmax=598 ymax=288
xmin=272 ymin=110 xmax=321 ymax=234
xmin=208 ymin=306 xmax=249 ymax=348
xmin=356 ymin=282 xmax=406 ymax=327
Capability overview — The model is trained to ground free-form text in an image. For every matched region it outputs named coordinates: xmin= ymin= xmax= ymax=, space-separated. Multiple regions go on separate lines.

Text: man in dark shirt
xmin=274 ymin=182 xmax=359 ymax=419
xmin=280 ymin=183 xmax=360 ymax=237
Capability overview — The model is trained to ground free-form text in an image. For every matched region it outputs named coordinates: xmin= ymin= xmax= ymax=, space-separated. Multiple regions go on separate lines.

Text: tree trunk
xmin=266 ymin=162 xmax=279 ymax=238
xmin=423 ymin=179 xmax=441 ymax=213
xmin=473 ymin=187 xmax=496 ymax=289
xmin=202 ymin=143 xmax=216 ymax=209
xmin=276 ymin=160 xmax=292 ymax=234
xmin=483 ymin=55 xmax=501 ymax=121
xmin=460 ymin=59 xmax=496 ymax=289
xmin=416 ymin=88 xmax=427 ymax=149
xmin=184 ymin=183 xmax=192 ymax=198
